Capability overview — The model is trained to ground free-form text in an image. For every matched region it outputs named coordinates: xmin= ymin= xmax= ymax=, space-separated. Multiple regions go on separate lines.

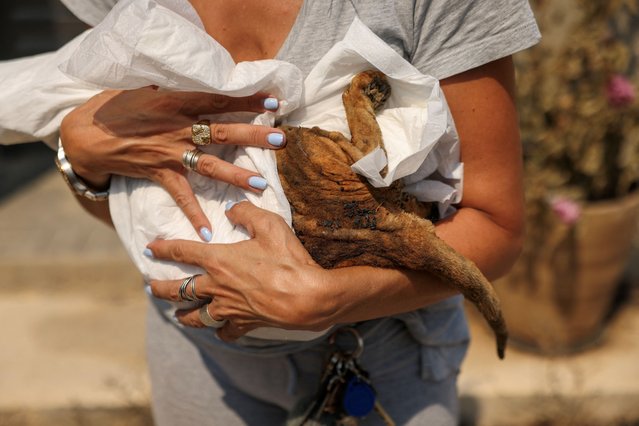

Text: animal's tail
xmin=386 ymin=214 xmax=508 ymax=359
xmin=424 ymin=233 xmax=508 ymax=359
xmin=341 ymin=70 xmax=508 ymax=358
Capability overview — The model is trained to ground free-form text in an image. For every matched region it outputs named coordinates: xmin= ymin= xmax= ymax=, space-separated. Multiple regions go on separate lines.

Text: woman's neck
xmin=188 ymin=0 xmax=303 ymax=62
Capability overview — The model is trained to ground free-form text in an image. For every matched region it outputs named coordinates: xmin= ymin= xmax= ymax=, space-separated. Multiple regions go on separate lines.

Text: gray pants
xmin=146 ymin=298 xmax=468 ymax=426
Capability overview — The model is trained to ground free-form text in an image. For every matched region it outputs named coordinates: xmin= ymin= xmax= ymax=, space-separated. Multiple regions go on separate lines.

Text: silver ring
xmin=199 ymin=304 xmax=227 ymax=328
xmin=178 ymin=275 xmax=203 ymax=302
xmin=182 ymin=148 xmax=204 ymax=171
xmin=178 ymin=276 xmax=193 ymax=301
xmin=189 ymin=275 xmax=199 ymax=301
xmin=192 ymin=119 xmax=212 ymax=146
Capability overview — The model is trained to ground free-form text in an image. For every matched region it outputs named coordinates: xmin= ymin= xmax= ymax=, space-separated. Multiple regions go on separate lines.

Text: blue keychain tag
xmin=342 ymin=375 xmax=377 ymax=417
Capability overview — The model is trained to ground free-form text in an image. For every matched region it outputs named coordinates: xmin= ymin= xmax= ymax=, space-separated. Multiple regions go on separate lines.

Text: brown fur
xmin=276 ymin=70 xmax=507 ymax=359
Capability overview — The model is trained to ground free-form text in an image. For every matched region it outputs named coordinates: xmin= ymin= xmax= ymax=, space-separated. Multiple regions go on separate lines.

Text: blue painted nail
xmin=248 ymin=176 xmax=268 ymax=190
xmin=144 ymin=285 xmax=153 ymax=296
xmin=199 ymin=227 xmax=212 ymax=242
xmin=143 ymin=248 xmax=154 ymax=258
xmin=263 ymin=97 xmax=279 ymax=111
xmin=225 ymin=200 xmax=239 ymax=211
xmin=267 ymin=133 xmax=285 ymax=147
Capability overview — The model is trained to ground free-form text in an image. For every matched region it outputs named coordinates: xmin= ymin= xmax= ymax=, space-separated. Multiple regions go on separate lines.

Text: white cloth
xmin=59 ymin=0 xmax=118 ymax=26
xmin=0 ymin=31 xmax=98 ymax=148
xmin=3 ymin=0 xmax=461 ymax=341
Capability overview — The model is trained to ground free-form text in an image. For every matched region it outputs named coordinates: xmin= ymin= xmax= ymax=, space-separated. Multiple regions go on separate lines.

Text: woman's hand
xmin=146 ymin=201 xmax=336 ymax=341
xmin=60 ymin=87 xmax=286 ymax=239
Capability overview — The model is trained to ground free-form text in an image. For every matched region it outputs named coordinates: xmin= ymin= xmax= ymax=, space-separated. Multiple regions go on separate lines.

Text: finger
xmin=148 ymin=278 xmax=182 ymax=302
xmin=175 ymin=92 xmax=280 ymax=116
xmin=195 ymin=154 xmax=270 ymax=193
xmin=209 ymin=123 xmax=286 ymax=149
xmin=176 ymin=301 xmax=228 ymax=329
xmin=145 ymin=238 xmax=209 ymax=266
xmin=225 ymin=200 xmax=286 ymax=238
xmin=216 ymin=320 xmax=257 ymax=342
xmin=148 ymin=275 xmax=211 ymax=303
xmin=179 ymin=122 xmax=286 ymax=149
xmin=174 ymin=307 xmax=207 ymax=328
xmin=155 ymin=169 xmax=213 ymax=241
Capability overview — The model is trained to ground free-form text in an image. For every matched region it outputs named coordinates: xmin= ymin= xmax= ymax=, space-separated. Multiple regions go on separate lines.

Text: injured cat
xmin=276 ymin=70 xmax=508 ymax=359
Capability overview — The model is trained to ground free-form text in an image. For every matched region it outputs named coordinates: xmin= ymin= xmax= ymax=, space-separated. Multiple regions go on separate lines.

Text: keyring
xmin=328 ymin=326 xmax=364 ymax=359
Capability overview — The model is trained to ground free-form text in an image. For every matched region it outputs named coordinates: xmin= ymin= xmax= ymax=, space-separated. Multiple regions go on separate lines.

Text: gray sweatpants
xmin=145 ymin=297 xmax=468 ymax=425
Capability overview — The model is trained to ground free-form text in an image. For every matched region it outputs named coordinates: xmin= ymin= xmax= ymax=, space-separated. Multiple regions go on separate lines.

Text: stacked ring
xmin=182 ymin=148 xmax=204 ymax=171
xmin=178 ymin=274 xmax=203 ymax=302
xmin=199 ymin=304 xmax=227 ymax=328
xmin=191 ymin=119 xmax=212 ymax=146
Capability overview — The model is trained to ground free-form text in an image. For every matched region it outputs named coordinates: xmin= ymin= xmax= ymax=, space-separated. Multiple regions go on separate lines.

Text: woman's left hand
xmin=147 ymin=201 xmax=335 ymax=341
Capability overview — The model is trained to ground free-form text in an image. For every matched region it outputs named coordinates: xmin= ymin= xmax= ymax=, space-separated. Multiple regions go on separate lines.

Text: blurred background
xmin=0 ymin=2 xmax=150 ymax=425
xmin=0 ymin=1 xmax=638 ymax=425
xmin=0 ymin=0 xmax=87 ymax=200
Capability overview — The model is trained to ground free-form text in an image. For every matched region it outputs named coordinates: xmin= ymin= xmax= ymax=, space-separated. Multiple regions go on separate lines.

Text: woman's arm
xmin=147 ymin=56 xmax=525 ymax=341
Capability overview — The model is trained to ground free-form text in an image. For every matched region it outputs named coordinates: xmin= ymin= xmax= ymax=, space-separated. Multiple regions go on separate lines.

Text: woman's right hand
xmin=59 ymin=86 xmax=286 ymax=239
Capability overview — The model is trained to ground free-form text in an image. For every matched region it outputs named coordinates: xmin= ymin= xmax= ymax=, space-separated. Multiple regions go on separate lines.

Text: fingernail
xmin=263 ymin=97 xmax=279 ymax=111
xmin=143 ymin=248 xmax=154 ymax=258
xmin=199 ymin=227 xmax=212 ymax=242
xmin=248 ymin=176 xmax=268 ymax=190
xmin=144 ymin=285 xmax=153 ymax=296
xmin=225 ymin=200 xmax=239 ymax=211
xmin=267 ymin=132 xmax=285 ymax=147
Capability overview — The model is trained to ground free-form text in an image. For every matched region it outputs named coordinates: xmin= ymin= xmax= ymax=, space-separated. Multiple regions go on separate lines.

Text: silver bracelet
xmin=54 ymin=138 xmax=109 ymax=202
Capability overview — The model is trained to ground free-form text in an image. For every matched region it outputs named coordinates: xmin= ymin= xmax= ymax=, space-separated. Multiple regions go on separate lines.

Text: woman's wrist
xmin=75 ymin=168 xmax=111 ymax=192
xmin=311 ymin=266 xmax=382 ymax=328
xmin=59 ymin=112 xmax=112 ymax=192
xmin=55 ymin=139 xmax=111 ymax=201
xmin=62 ymin=143 xmax=111 ymax=190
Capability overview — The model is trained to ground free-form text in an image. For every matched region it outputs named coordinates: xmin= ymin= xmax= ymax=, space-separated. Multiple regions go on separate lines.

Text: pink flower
xmin=606 ymin=74 xmax=636 ymax=108
xmin=550 ymin=196 xmax=581 ymax=225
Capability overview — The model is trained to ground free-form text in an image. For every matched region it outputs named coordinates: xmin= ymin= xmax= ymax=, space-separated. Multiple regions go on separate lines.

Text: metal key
xmin=373 ymin=401 xmax=396 ymax=426
xmin=301 ymin=327 xmax=396 ymax=426
xmin=336 ymin=329 xmax=397 ymax=426
xmin=314 ymin=368 xmax=346 ymax=418
xmin=302 ymin=351 xmax=349 ymax=423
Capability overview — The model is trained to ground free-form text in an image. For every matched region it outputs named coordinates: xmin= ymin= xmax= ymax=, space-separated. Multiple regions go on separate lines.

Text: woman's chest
xmin=188 ymin=0 xmax=303 ymax=62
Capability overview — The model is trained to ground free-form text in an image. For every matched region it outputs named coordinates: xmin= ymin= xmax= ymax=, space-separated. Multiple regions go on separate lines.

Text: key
xmin=334 ymin=330 xmax=396 ymax=426
xmin=300 ymin=355 xmax=337 ymax=422
xmin=373 ymin=400 xmax=396 ymax=426
xmin=315 ymin=370 xmax=345 ymax=417
xmin=302 ymin=352 xmax=348 ymax=423
xmin=304 ymin=327 xmax=397 ymax=425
